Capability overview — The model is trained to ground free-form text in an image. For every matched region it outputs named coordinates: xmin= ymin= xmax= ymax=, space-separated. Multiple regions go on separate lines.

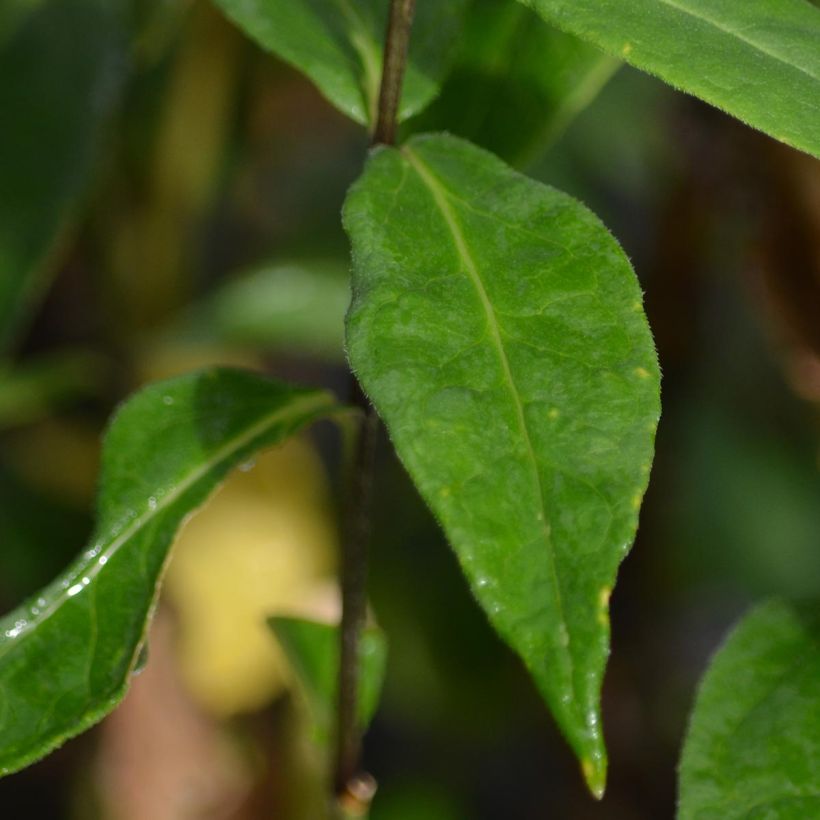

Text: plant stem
xmin=372 ymin=0 xmax=417 ymax=147
xmin=333 ymin=0 xmax=416 ymax=809
xmin=334 ymin=382 xmax=378 ymax=798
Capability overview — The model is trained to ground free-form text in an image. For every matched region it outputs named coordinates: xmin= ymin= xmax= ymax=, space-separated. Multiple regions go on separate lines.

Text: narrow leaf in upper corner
xmin=407 ymin=0 xmax=618 ymax=167
xmin=269 ymin=616 xmax=387 ymax=745
xmin=0 ymin=0 xmax=126 ymax=353
xmin=344 ymin=133 xmax=660 ymax=796
xmin=679 ymin=599 xmax=820 ymax=820
xmin=210 ymin=0 xmax=468 ymax=126
xmin=518 ymin=0 xmax=820 ymax=159
xmin=0 ymin=368 xmax=338 ymax=777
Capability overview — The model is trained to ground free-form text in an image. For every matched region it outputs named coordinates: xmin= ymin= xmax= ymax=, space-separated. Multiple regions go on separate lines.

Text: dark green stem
xmin=333 ymin=0 xmax=416 ymax=809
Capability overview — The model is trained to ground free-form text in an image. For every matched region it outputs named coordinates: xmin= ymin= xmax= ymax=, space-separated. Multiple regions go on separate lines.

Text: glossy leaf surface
xmin=210 ymin=0 xmax=468 ymax=126
xmin=679 ymin=599 xmax=820 ymax=819
xmin=519 ymin=0 xmax=820 ymax=159
xmin=0 ymin=368 xmax=337 ymax=776
xmin=344 ymin=133 xmax=660 ymax=794
xmin=408 ymin=0 xmax=618 ymax=166
xmin=270 ymin=616 xmax=387 ymax=744
xmin=0 ymin=0 xmax=125 ymax=352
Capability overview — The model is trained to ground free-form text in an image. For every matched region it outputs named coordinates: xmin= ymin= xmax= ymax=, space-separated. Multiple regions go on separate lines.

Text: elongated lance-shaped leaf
xmin=407 ymin=0 xmax=619 ymax=167
xmin=0 ymin=368 xmax=338 ymax=777
xmin=517 ymin=0 xmax=820 ymax=160
xmin=679 ymin=599 xmax=820 ymax=819
xmin=269 ymin=616 xmax=387 ymax=745
xmin=210 ymin=0 xmax=468 ymax=127
xmin=0 ymin=0 xmax=126 ymax=353
xmin=344 ymin=133 xmax=660 ymax=796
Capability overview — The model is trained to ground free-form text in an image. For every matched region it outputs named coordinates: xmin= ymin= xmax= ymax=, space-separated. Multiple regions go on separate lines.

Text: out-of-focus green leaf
xmin=270 ymin=616 xmax=387 ymax=745
xmin=210 ymin=0 xmax=468 ymax=126
xmin=0 ymin=0 xmax=43 ymax=44
xmin=164 ymin=261 xmax=349 ymax=360
xmin=408 ymin=0 xmax=618 ymax=166
xmin=679 ymin=599 xmax=820 ymax=819
xmin=669 ymin=404 xmax=820 ymax=599
xmin=0 ymin=351 xmax=109 ymax=429
xmin=344 ymin=133 xmax=660 ymax=796
xmin=0 ymin=368 xmax=338 ymax=777
xmin=0 ymin=0 xmax=126 ymax=352
xmin=0 ymin=466 xmax=89 ymax=606
xmin=519 ymin=0 xmax=820 ymax=159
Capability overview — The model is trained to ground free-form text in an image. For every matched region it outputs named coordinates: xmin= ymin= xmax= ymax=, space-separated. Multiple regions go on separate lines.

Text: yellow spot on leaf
xmin=634 ymin=366 xmax=650 ymax=379
xmin=622 ymin=42 xmax=633 ymax=56
xmin=548 ymin=407 xmax=560 ymax=420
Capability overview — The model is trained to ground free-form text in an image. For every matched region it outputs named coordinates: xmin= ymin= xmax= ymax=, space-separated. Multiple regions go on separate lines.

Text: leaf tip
xmin=581 ymin=755 xmax=606 ymax=800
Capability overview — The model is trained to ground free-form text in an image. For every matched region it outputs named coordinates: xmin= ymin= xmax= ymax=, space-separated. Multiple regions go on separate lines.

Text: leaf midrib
xmin=0 ymin=391 xmax=333 ymax=660
xmin=654 ymin=0 xmax=819 ymax=84
xmin=401 ymin=145 xmax=579 ymax=712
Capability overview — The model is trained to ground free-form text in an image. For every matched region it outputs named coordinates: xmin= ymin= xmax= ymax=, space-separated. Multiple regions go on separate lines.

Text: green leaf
xmin=210 ymin=0 xmax=468 ymax=126
xmin=269 ymin=616 xmax=387 ymax=744
xmin=518 ymin=0 xmax=820 ymax=159
xmin=0 ymin=0 xmax=126 ymax=353
xmin=679 ymin=599 xmax=820 ymax=819
xmin=164 ymin=260 xmax=350 ymax=360
xmin=343 ymin=133 xmax=660 ymax=796
xmin=0 ymin=368 xmax=338 ymax=777
xmin=407 ymin=0 xmax=619 ymax=166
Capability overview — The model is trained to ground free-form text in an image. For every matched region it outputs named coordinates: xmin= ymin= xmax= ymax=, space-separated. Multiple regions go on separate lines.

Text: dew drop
xmin=162 ymin=395 xmax=174 ymax=406
xmin=238 ymin=459 xmax=256 ymax=473
xmin=98 ymin=555 xmax=108 ymax=566
xmin=67 ymin=583 xmax=84 ymax=597
xmin=148 ymin=496 xmax=158 ymax=511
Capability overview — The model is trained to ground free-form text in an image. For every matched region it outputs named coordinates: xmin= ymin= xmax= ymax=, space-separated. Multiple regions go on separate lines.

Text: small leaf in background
xmin=407 ymin=0 xmax=618 ymax=167
xmin=162 ymin=260 xmax=350 ymax=361
xmin=519 ymin=0 xmax=820 ymax=159
xmin=679 ymin=599 xmax=820 ymax=819
xmin=0 ymin=368 xmax=338 ymax=777
xmin=344 ymin=133 xmax=660 ymax=796
xmin=0 ymin=0 xmax=126 ymax=352
xmin=270 ymin=616 xmax=388 ymax=745
xmin=210 ymin=0 xmax=469 ymax=126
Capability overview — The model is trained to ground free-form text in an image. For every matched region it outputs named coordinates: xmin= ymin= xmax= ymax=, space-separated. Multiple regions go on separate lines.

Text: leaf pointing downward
xmin=344 ymin=133 xmax=660 ymax=796
xmin=0 ymin=368 xmax=337 ymax=777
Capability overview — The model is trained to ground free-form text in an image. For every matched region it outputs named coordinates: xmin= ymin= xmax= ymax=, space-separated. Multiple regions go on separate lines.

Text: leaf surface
xmin=0 ymin=368 xmax=338 ymax=776
xmin=344 ymin=133 xmax=660 ymax=795
xmin=519 ymin=0 xmax=820 ymax=159
xmin=210 ymin=0 xmax=468 ymax=126
xmin=408 ymin=0 xmax=618 ymax=166
xmin=679 ymin=599 xmax=820 ymax=820
xmin=0 ymin=0 xmax=126 ymax=352
xmin=270 ymin=616 xmax=387 ymax=744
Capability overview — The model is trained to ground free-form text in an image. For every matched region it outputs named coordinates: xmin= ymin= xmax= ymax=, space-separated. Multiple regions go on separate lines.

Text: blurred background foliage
xmin=1 ymin=0 xmax=819 ymax=817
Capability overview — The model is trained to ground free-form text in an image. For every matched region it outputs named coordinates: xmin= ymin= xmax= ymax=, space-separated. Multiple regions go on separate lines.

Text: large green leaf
xmin=344 ymin=133 xmax=660 ymax=795
xmin=0 ymin=0 xmax=126 ymax=352
xmin=407 ymin=0 xmax=618 ymax=166
xmin=518 ymin=0 xmax=820 ymax=159
xmin=270 ymin=616 xmax=387 ymax=745
xmin=210 ymin=0 xmax=468 ymax=126
xmin=0 ymin=368 xmax=338 ymax=777
xmin=679 ymin=599 xmax=820 ymax=819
